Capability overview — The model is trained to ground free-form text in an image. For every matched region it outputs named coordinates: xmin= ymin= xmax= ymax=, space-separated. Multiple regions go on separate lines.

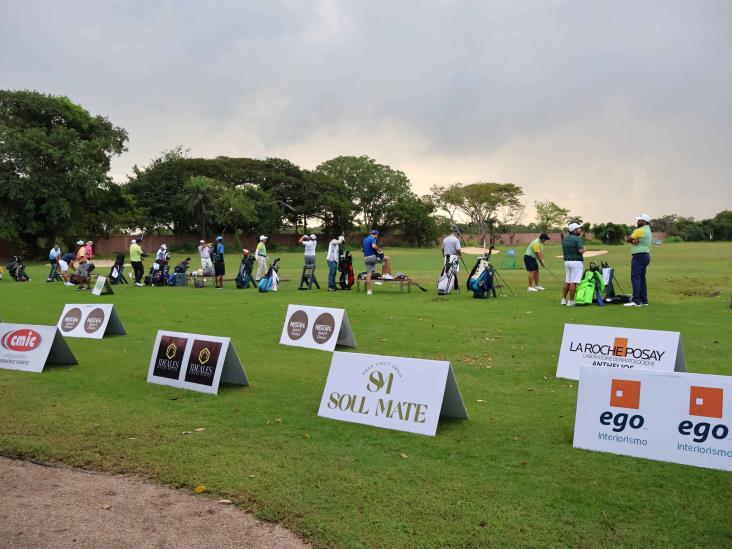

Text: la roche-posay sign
xmin=556 ymin=323 xmax=686 ymax=380
xmin=318 ymin=351 xmax=467 ymax=436
xmin=574 ymin=366 xmax=732 ymax=472
xmin=57 ymin=304 xmax=126 ymax=339
xmin=0 ymin=323 xmax=77 ymax=373
xmin=280 ymin=305 xmax=356 ymax=352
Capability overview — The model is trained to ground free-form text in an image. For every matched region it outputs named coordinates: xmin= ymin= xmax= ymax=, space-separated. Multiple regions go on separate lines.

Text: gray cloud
xmin=1 ymin=0 xmax=730 ymax=223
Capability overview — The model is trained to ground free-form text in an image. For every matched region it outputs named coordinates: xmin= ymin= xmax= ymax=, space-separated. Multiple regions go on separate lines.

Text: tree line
xmin=1 ymin=90 xmax=730 ymax=255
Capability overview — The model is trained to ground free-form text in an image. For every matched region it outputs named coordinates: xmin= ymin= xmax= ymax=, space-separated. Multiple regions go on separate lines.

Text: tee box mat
xmin=57 ymin=304 xmax=126 ymax=339
xmin=146 ymin=330 xmax=248 ymax=395
xmin=0 ymin=323 xmax=77 ymax=373
xmin=280 ymin=304 xmax=356 ymax=352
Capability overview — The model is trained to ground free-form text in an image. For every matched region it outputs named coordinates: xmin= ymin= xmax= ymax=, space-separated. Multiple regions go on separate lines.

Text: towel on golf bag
xmin=575 ymin=269 xmax=605 ymax=305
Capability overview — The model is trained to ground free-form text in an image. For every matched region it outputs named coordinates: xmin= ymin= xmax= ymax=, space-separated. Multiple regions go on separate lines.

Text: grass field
xmin=1 ymin=242 xmax=731 ymax=548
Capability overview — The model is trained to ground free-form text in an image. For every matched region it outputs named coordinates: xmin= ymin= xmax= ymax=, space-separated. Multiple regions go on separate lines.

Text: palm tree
xmin=183 ymin=176 xmax=219 ymax=238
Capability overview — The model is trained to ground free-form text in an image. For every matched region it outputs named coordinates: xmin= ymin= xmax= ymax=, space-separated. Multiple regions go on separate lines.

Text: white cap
xmin=161 ymin=244 xmax=167 ymax=249
xmin=76 ymin=240 xmax=84 ymax=245
xmin=199 ymin=239 xmax=205 ymax=244
xmin=131 ymin=239 xmax=136 ymax=244
xmin=309 ymin=234 xmax=317 ymax=240
xmin=568 ymin=223 xmax=581 ymax=233
xmin=636 ymin=214 xmax=652 ymax=223
xmin=259 ymin=235 xmax=267 ymax=241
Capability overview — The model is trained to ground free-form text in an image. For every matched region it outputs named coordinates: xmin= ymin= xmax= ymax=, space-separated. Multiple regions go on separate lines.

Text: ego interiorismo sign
xmin=280 ymin=305 xmax=356 ymax=352
xmin=0 ymin=323 xmax=77 ymax=373
xmin=573 ymin=366 xmax=732 ymax=471
xmin=556 ymin=323 xmax=686 ymax=380
xmin=146 ymin=330 xmax=248 ymax=395
xmin=317 ymin=351 xmax=467 ymax=436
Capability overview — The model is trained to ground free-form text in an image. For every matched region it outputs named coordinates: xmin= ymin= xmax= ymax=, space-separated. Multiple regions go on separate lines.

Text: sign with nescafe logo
xmin=146 ymin=330 xmax=249 ymax=395
xmin=280 ymin=305 xmax=356 ymax=352
xmin=184 ymin=339 xmax=223 ymax=386
xmin=153 ymin=335 xmax=188 ymax=379
xmin=60 ymin=308 xmax=82 ymax=333
xmin=56 ymin=304 xmax=126 ymax=340
xmin=0 ymin=323 xmax=77 ymax=373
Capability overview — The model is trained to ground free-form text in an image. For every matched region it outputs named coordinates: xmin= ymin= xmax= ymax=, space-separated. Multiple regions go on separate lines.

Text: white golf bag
xmin=437 ymin=256 xmax=459 ymax=295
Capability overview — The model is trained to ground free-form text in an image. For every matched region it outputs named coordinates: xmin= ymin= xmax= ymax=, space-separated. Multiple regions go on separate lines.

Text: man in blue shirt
xmin=47 ymin=245 xmax=61 ymax=282
xmin=362 ymin=230 xmax=393 ymax=295
xmin=214 ymin=235 xmax=225 ymax=289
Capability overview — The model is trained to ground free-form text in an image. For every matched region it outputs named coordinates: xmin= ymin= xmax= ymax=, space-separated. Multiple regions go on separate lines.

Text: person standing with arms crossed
xmin=561 ymin=223 xmax=585 ymax=306
xmin=326 ymin=234 xmax=345 ymax=291
xmin=625 ymin=214 xmax=652 ymax=307
xmin=255 ymin=235 xmax=268 ymax=282
xmin=214 ymin=235 xmax=225 ymax=289
xmin=129 ymin=238 xmax=146 ymax=287
xmin=524 ymin=233 xmax=550 ymax=292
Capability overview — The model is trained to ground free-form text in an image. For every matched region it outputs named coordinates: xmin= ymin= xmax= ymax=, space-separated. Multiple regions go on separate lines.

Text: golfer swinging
xmin=524 ymin=233 xmax=549 ymax=292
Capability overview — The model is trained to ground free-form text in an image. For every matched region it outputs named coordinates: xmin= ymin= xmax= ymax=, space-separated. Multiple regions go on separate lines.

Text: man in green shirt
xmin=129 ymin=238 xmax=146 ymax=287
xmin=625 ymin=214 xmax=652 ymax=307
xmin=524 ymin=233 xmax=550 ymax=292
xmin=561 ymin=223 xmax=585 ymax=306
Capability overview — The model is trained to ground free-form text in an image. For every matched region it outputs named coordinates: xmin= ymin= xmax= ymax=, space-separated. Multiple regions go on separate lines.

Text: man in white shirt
xmin=326 ymin=234 xmax=345 ymax=291
xmin=299 ymin=234 xmax=317 ymax=266
xmin=441 ymin=227 xmax=462 ymax=290
xmin=198 ymin=240 xmax=213 ymax=273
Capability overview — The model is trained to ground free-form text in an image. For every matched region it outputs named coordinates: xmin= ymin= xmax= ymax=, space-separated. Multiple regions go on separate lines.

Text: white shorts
xmin=58 ymin=260 xmax=69 ymax=272
xmin=564 ymin=261 xmax=583 ymax=284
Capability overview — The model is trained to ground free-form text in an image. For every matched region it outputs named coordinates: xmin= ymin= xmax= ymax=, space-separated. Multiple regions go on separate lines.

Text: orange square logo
xmin=689 ymin=386 xmax=723 ymax=419
xmin=613 ymin=337 xmax=629 ymax=357
xmin=610 ymin=379 xmax=641 ymax=409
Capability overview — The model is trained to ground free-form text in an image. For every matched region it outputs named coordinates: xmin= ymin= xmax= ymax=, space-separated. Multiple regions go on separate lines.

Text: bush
xmin=664 ymin=235 xmax=683 ymax=243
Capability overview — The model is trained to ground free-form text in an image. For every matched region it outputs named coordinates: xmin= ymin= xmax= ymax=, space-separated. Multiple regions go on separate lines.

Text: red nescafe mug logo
xmin=312 ymin=312 xmax=336 ymax=344
xmin=1 ymin=329 xmax=42 ymax=352
xmin=287 ymin=310 xmax=309 ymax=340
xmin=84 ymin=307 xmax=106 ymax=334
xmin=60 ymin=308 xmax=82 ymax=332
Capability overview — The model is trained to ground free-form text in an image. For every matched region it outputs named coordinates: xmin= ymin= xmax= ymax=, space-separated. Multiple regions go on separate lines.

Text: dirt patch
xmin=461 ymin=247 xmax=501 ymax=255
xmin=0 ymin=457 xmax=309 ymax=549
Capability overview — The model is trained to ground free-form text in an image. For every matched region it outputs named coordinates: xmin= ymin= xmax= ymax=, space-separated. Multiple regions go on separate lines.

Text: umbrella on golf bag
xmin=467 ymin=254 xmax=496 ymax=299
xmin=258 ymin=258 xmax=280 ymax=292
xmin=339 ymin=250 xmax=354 ymax=290
xmin=437 ymin=256 xmax=459 ymax=295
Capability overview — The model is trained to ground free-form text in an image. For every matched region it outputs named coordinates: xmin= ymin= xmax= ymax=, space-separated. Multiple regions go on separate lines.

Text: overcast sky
xmin=2 ymin=0 xmax=730 ymax=224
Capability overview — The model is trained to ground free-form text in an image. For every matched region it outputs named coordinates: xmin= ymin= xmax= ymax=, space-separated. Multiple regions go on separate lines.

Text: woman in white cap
xmin=255 ymin=235 xmax=268 ymax=281
xmin=625 ymin=214 xmax=652 ymax=307
xmin=561 ymin=223 xmax=585 ymax=306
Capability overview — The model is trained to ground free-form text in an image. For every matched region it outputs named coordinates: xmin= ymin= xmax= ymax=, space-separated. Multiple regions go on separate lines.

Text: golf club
xmin=543 ymin=264 xmax=563 ymax=283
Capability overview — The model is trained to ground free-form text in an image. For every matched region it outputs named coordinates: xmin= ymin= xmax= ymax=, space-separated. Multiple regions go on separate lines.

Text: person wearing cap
xmin=129 ymin=238 xmax=146 ymax=286
xmin=561 ymin=223 xmax=585 ymax=306
xmin=155 ymin=244 xmax=170 ymax=272
xmin=59 ymin=250 xmax=75 ymax=285
xmin=625 ymin=214 xmax=653 ymax=307
xmin=73 ymin=239 xmax=90 ymax=290
xmin=299 ymin=233 xmax=318 ymax=267
xmin=47 ymin=244 xmax=61 ymax=282
xmin=198 ymin=239 xmax=213 ymax=273
xmin=326 ymin=234 xmax=346 ymax=291
xmin=441 ymin=227 xmax=462 ymax=290
xmin=524 ymin=233 xmax=550 ymax=292
xmin=214 ymin=236 xmax=225 ymax=289
xmin=255 ymin=235 xmax=268 ymax=281
xmin=362 ymin=230 xmax=393 ymax=295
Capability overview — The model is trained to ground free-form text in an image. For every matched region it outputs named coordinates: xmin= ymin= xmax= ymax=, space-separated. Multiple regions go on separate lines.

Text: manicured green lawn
xmin=1 ymin=242 xmax=731 ymax=548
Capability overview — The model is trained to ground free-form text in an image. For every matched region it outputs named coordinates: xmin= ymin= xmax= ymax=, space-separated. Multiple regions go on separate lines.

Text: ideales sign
xmin=556 ymin=323 xmax=686 ymax=380
xmin=574 ymin=366 xmax=732 ymax=471
xmin=146 ymin=330 xmax=248 ymax=395
xmin=279 ymin=305 xmax=356 ymax=352
xmin=317 ymin=351 xmax=467 ymax=436
xmin=0 ymin=323 xmax=77 ymax=373
xmin=56 ymin=304 xmax=126 ymax=339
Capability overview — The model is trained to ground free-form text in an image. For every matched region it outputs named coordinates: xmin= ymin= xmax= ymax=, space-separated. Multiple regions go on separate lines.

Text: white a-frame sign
xmin=146 ymin=330 xmax=248 ymax=395
xmin=92 ymin=275 xmax=114 ymax=296
xmin=280 ymin=305 xmax=356 ymax=352
xmin=0 ymin=323 xmax=77 ymax=373
xmin=318 ymin=351 xmax=468 ymax=436
xmin=57 ymin=304 xmax=126 ymax=339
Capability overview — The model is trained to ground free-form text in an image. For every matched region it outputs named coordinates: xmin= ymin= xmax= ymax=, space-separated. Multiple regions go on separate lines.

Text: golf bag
xmin=144 ymin=260 xmax=169 ymax=286
xmin=235 ymin=256 xmax=256 ymax=289
xmin=167 ymin=258 xmax=191 ymax=286
xmin=6 ymin=256 xmax=30 ymax=282
xmin=69 ymin=263 xmax=95 ymax=285
xmin=437 ymin=256 xmax=459 ymax=295
xmin=599 ymin=261 xmax=631 ymax=304
xmin=338 ymin=251 xmax=354 ymax=290
xmin=109 ymin=253 xmax=128 ymax=284
xmin=575 ymin=263 xmax=605 ymax=306
xmin=258 ymin=258 xmax=280 ymax=292
xmin=467 ymin=255 xmax=496 ymax=299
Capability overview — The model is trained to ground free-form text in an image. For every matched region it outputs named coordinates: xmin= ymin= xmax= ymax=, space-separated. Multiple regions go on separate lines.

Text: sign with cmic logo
xmin=0 ymin=323 xmax=77 ymax=373
xmin=556 ymin=323 xmax=686 ymax=380
xmin=279 ymin=305 xmax=356 ymax=352
xmin=146 ymin=330 xmax=249 ymax=395
xmin=573 ymin=366 xmax=732 ymax=471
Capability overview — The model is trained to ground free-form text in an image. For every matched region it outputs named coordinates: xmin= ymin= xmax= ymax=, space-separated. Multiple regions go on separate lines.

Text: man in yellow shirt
xmin=523 ymin=233 xmax=550 ymax=292
xmin=625 ymin=214 xmax=652 ymax=307
xmin=129 ymin=238 xmax=146 ymax=287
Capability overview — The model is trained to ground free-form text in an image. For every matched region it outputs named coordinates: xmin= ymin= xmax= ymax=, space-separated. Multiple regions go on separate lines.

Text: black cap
xmin=539 ymin=233 xmax=550 ymax=241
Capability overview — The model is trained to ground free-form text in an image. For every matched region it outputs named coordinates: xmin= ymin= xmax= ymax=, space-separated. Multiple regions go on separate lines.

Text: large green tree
xmin=0 ymin=90 xmax=128 ymax=253
xmin=534 ymin=200 xmax=570 ymax=233
xmin=456 ymin=182 xmax=524 ymax=246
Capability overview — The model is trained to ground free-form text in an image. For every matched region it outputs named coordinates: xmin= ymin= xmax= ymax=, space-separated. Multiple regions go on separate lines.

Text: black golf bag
xmin=339 ymin=251 xmax=354 ymax=290
xmin=235 ymin=256 xmax=256 ymax=289
xmin=437 ymin=256 xmax=459 ymax=295
xmin=467 ymin=254 xmax=496 ymax=299
xmin=109 ymin=253 xmax=128 ymax=284
xmin=600 ymin=261 xmax=631 ymax=304
xmin=167 ymin=258 xmax=191 ymax=286
xmin=145 ymin=255 xmax=170 ymax=286
xmin=6 ymin=256 xmax=30 ymax=282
